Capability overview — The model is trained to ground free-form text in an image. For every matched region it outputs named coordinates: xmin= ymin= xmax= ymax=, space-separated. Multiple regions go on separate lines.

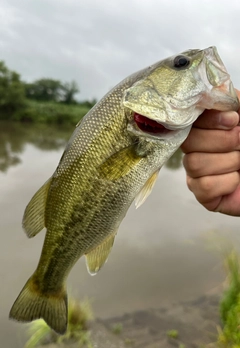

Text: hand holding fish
xmin=181 ymin=90 xmax=240 ymax=216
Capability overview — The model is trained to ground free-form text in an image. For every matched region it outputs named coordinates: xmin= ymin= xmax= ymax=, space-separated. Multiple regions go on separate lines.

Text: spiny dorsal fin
xmin=22 ymin=178 xmax=51 ymax=238
xmin=85 ymin=233 xmax=116 ymax=275
xmin=135 ymin=170 xmax=160 ymax=209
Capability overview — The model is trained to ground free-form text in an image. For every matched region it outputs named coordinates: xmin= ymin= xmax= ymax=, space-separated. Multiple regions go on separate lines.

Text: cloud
xmin=0 ymin=0 xmax=240 ymax=100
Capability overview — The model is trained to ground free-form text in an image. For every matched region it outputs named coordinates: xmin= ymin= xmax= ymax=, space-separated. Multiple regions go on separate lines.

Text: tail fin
xmin=9 ymin=276 xmax=68 ymax=334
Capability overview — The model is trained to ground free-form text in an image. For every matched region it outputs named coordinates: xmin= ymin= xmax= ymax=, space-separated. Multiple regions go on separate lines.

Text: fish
xmin=9 ymin=46 xmax=239 ymax=334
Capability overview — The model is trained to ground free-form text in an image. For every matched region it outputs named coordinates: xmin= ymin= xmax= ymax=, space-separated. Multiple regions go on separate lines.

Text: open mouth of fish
xmin=133 ymin=112 xmax=174 ymax=136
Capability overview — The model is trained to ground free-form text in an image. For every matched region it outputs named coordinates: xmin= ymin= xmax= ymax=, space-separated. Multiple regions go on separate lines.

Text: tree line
xmin=0 ymin=61 xmax=96 ymax=122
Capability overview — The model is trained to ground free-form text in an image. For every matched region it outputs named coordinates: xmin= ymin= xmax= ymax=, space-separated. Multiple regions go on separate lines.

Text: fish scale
xmin=10 ymin=47 xmax=239 ymax=334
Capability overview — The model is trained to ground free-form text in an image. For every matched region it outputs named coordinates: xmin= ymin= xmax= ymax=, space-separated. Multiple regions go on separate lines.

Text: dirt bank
xmin=39 ymin=293 xmax=220 ymax=348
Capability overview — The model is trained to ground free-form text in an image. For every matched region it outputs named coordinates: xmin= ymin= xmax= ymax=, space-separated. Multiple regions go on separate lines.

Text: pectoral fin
xmin=98 ymin=146 xmax=143 ymax=181
xmin=85 ymin=233 xmax=116 ymax=275
xmin=22 ymin=178 xmax=51 ymax=238
xmin=135 ymin=170 xmax=160 ymax=209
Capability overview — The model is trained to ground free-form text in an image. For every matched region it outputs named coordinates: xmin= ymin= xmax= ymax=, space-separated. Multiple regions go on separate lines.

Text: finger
xmin=215 ymin=183 xmax=240 ymax=216
xmin=193 ymin=110 xmax=239 ymax=130
xmin=186 ymin=171 xmax=240 ymax=205
xmin=183 ymin=151 xmax=240 ymax=178
xmin=181 ymin=126 xmax=240 ymax=153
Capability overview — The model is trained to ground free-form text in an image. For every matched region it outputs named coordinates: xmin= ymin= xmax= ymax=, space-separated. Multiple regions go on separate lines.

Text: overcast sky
xmin=0 ymin=0 xmax=240 ymax=101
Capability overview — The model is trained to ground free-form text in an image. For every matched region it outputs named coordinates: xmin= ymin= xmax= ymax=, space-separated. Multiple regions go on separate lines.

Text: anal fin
xmin=22 ymin=178 xmax=51 ymax=238
xmin=85 ymin=233 xmax=116 ymax=275
xmin=135 ymin=170 xmax=160 ymax=209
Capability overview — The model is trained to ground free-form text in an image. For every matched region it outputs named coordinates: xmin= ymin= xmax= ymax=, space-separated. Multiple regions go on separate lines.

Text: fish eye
xmin=173 ymin=55 xmax=190 ymax=69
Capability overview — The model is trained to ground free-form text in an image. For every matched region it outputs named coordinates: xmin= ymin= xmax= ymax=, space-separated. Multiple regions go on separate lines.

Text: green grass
xmin=166 ymin=329 xmax=179 ymax=339
xmin=10 ymin=100 xmax=92 ymax=125
xmin=24 ymin=319 xmax=50 ymax=348
xmin=24 ymin=298 xmax=93 ymax=348
xmin=217 ymin=251 xmax=240 ymax=347
xmin=124 ymin=337 xmax=135 ymax=345
xmin=112 ymin=323 xmax=123 ymax=335
xmin=203 ymin=233 xmax=240 ymax=347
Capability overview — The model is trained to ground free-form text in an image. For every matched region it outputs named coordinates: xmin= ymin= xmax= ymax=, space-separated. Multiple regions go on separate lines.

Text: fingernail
xmin=219 ymin=111 xmax=239 ymax=129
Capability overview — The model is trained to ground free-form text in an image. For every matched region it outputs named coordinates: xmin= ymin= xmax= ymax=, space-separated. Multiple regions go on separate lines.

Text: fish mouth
xmin=133 ymin=112 xmax=174 ymax=136
xmin=128 ymin=110 xmax=192 ymax=143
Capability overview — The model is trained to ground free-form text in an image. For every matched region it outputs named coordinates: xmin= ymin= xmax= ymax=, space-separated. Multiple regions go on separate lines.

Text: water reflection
xmin=0 ymin=122 xmax=73 ymax=172
xmin=0 ymin=142 xmax=21 ymax=172
xmin=0 ymin=121 xmax=183 ymax=172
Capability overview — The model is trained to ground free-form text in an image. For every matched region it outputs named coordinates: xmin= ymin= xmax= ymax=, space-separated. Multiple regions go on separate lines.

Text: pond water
xmin=1 ymin=121 xmax=240 ymax=347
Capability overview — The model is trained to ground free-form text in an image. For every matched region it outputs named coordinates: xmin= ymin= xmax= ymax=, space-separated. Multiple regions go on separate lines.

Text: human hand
xmin=181 ymin=90 xmax=240 ymax=216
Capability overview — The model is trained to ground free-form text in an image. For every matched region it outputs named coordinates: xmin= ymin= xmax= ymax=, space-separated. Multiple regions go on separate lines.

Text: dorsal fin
xmin=85 ymin=233 xmax=116 ymax=275
xmin=135 ymin=170 xmax=159 ymax=209
xmin=22 ymin=178 xmax=51 ymax=238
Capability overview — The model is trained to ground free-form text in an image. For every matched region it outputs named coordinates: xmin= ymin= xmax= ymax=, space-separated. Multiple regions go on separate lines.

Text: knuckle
xmin=183 ymin=153 xmax=202 ymax=177
xmin=186 ymin=175 xmax=217 ymax=204
xmin=187 ymin=154 xmax=201 ymax=175
xmin=197 ymin=176 xmax=215 ymax=197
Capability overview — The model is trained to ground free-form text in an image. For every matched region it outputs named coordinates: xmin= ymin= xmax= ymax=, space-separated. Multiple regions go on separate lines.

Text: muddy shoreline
xmin=40 ymin=293 xmax=221 ymax=348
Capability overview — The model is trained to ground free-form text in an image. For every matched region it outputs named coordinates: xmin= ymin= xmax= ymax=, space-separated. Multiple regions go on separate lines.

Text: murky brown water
xmin=1 ymin=121 xmax=240 ymax=347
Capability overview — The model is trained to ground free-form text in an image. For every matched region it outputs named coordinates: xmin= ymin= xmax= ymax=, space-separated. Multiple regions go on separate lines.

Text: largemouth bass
xmin=10 ymin=47 xmax=239 ymax=334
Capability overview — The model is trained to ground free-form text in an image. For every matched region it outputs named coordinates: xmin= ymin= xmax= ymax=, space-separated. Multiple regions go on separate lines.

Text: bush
xmin=0 ymin=61 xmax=26 ymax=118
xmin=12 ymin=100 xmax=91 ymax=125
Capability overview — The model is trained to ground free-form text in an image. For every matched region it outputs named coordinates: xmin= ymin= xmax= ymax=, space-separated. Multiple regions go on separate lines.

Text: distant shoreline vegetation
xmin=0 ymin=61 xmax=96 ymax=125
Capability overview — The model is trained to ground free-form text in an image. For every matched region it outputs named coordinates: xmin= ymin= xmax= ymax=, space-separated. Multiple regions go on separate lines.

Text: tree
xmin=61 ymin=80 xmax=79 ymax=104
xmin=0 ymin=61 xmax=26 ymax=116
xmin=25 ymin=78 xmax=62 ymax=102
xmin=25 ymin=79 xmax=80 ymax=104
